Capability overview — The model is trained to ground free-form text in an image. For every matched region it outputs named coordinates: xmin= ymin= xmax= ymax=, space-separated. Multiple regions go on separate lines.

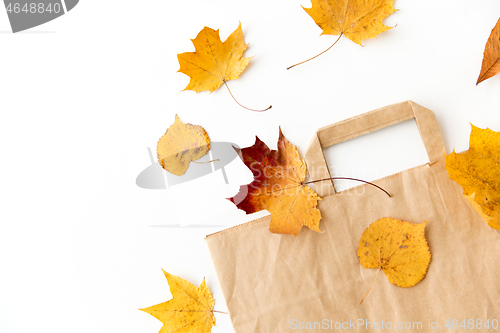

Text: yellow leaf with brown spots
xmin=140 ymin=270 xmax=216 ymax=333
xmin=465 ymin=193 xmax=500 ymax=230
xmin=445 ymin=125 xmax=500 ymax=230
xmin=357 ymin=218 xmax=431 ymax=303
xmin=157 ymin=114 xmax=210 ymax=176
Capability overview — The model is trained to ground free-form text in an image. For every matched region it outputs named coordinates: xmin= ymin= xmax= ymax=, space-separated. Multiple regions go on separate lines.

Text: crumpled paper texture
xmin=206 ymin=101 xmax=500 ymax=333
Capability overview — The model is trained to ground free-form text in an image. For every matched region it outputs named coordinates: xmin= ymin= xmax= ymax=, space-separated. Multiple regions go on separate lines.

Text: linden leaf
xmin=229 ymin=128 xmax=322 ymax=236
xmin=445 ymin=125 xmax=500 ymax=230
xmin=477 ymin=18 xmax=500 ymax=85
xmin=177 ymin=23 xmax=250 ymax=93
xmin=358 ymin=218 xmax=431 ymax=303
xmin=140 ymin=270 xmax=216 ymax=333
xmin=157 ymin=114 xmax=210 ymax=176
xmin=289 ymin=0 xmax=396 ymax=68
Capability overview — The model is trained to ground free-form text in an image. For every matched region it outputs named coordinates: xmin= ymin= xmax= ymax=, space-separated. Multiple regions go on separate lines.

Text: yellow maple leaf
xmin=357 ymin=217 xmax=431 ymax=303
xmin=157 ymin=114 xmax=210 ymax=176
xmin=303 ymin=0 xmax=397 ymax=45
xmin=289 ymin=0 xmax=396 ymax=69
xmin=445 ymin=125 xmax=500 ymax=230
xmin=177 ymin=23 xmax=271 ymax=112
xmin=177 ymin=23 xmax=250 ymax=93
xmin=140 ymin=270 xmax=216 ymax=333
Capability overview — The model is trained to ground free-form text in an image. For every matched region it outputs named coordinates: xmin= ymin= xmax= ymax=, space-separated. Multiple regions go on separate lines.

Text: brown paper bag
xmin=205 ymin=101 xmax=500 ymax=332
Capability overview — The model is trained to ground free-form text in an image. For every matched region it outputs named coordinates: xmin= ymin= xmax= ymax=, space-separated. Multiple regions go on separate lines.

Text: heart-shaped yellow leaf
xmin=358 ymin=218 xmax=431 ymax=303
xmin=157 ymin=115 xmax=210 ymax=176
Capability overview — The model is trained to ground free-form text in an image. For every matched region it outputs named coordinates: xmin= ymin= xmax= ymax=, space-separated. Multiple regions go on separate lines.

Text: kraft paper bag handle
xmin=304 ymin=101 xmax=446 ymax=197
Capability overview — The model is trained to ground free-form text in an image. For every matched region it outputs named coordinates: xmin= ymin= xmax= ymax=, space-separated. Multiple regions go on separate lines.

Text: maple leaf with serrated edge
xmin=140 ymin=270 xmax=216 ymax=333
xmin=228 ymin=128 xmax=322 ymax=236
xmin=177 ymin=23 xmax=271 ymax=112
xmin=305 ymin=0 xmax=396 ymax=45
xmin=288 ymin=0 xmax=397 ymax=69
xmin=177 ymin=23 xmax=249 ymax=93
xmin=445 ymin=125 xmax=500 ymax=230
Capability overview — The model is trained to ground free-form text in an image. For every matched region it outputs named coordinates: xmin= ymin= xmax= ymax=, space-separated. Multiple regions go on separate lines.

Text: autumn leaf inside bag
xmin=205 ymin=101 xmax=500 ymax=333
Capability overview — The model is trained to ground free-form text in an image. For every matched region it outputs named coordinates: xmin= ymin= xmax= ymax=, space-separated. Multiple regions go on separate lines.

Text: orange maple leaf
xmin=229 ymin=128 xmax=322 ymax=236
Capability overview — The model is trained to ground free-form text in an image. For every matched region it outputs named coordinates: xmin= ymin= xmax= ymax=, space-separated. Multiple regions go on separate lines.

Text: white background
xmin=1 ymin=1 xmax=500 ymax=332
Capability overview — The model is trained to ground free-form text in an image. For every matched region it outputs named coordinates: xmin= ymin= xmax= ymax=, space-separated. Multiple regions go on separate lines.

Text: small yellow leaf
xmin=177 ymin=23 xmax=250 ymax=93
xmin=445 ymin=125 xmax=500 ymax=229
xmin=358 ymin=218 xmax=431 ymax=289
xmin=303 ymin=0 xmax=397 ymax=46
xmin=140 ymin=270 xmax=215 ymax=333
xmin=157 ymin=114 xmax=210 ymax=176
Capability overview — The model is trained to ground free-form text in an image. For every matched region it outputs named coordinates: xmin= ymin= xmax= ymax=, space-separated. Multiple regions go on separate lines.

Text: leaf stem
xmin=360 ymin=267 xmax=382 ymax=304
xmin=192 ymin=159 xmax=219 ymax=164
xmin=302 ymin=177 xmax=391 ymax=197
xmin=213 ymin=310 xmax=228 ymax=314
xmin=223 ymin=81 xmax=272 ymax=112
xmin=287 ymin=33 xmax=343 ymax=70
